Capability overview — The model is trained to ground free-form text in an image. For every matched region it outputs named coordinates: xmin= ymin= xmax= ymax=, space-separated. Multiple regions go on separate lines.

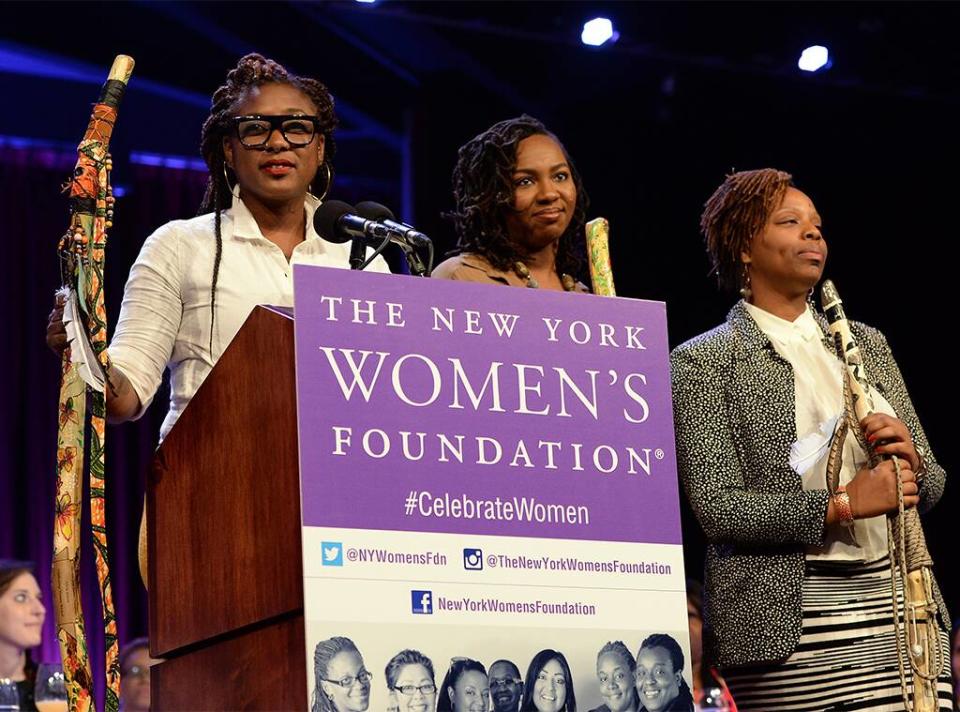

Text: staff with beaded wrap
xmin=54 ymin=54 xmax=134 ymax=712
xmin=820 ymin=279 xmax=943 ymax=712
xmin=585 ymin=217 xmax=616 ymax=296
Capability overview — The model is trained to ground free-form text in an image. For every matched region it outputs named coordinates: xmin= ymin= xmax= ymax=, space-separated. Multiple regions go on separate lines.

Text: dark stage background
xmin=2 ymin=2 xmax=958 ymax=705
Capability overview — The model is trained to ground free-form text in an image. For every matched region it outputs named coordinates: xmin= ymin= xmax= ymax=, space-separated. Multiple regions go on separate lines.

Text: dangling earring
xmin=222 ymin=163 xmax=240 ymax=198
xmin=739 ymin=263 xmax=752 ymax=300
xmin=312 ymin=162 xmax=333 ymax=202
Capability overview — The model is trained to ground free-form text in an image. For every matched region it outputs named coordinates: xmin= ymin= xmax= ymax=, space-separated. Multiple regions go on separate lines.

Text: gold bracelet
xmin=914 ymin=444 xmax=927 ymax=482
xmin=833 ymin=485 xmax=855 ymax=527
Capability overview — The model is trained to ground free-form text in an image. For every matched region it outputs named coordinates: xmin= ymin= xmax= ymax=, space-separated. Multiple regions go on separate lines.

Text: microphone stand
xmin=349 ymin=238 xmax=366 ymax=270
xmin=400 ymin=241 xmax=429 ymax=277
xmin=348 ymin=235 xmax=431 ymax=276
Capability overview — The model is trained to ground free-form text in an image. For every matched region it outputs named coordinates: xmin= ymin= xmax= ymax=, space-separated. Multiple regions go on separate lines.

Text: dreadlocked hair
xmin=700 ymin=167 xmax=793 ymax=292
xmin=448 ymin=115 xmax=588 ymax=279
xmin=197 ymin=53 xmax=338 ymax=354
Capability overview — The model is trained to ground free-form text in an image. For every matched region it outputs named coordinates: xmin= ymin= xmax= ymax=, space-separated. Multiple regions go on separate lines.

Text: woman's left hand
xmin=861 ymin=413 xmax=920 ymax=471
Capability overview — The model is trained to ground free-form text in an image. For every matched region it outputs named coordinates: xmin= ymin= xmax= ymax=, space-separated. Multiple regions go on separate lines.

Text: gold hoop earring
xmin=222 ymin=163 xmax=240 ymax=198
xmin=312 ymin=162 xmax=333 ymax=202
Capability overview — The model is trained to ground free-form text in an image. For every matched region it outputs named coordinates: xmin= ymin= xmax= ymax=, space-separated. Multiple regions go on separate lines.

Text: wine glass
xmin=694 ymin=684 xmax=733 ymax=712
xmin=0 ymin=677 xmax=20 ymax=711
xmin=34 ymin=664 xmax=67 ymax=712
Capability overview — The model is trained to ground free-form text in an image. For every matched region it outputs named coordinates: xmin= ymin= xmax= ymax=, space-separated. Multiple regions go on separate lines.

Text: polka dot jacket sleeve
xmin=671 ymin=334 xmax=831 ymax=548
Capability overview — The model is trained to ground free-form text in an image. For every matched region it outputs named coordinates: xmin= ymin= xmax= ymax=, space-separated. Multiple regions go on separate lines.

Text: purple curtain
xmin=0 ymin=141 xmax=207 ymax=708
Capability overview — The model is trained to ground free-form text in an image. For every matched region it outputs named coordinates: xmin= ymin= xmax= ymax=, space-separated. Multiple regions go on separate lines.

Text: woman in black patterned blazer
xmin=670 ymin=168 xmax=952 ymax=709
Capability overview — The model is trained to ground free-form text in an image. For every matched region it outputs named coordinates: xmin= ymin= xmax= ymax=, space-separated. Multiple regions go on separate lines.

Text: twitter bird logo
xmin=322 ymin=542 xmax=344 ymax=566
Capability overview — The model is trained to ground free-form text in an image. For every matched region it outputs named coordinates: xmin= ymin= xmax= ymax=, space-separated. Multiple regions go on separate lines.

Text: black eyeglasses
xmin=231 ymin=114 xmax=321 ymax=147
xmin=394 ymin=683 xmax=437 ymax=696
xmin=323 ymin=670 xmax=372 ymax=688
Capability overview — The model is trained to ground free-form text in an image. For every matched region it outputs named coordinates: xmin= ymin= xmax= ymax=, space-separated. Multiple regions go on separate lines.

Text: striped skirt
xmin=722 ymin=556 xmax=953 ymax=711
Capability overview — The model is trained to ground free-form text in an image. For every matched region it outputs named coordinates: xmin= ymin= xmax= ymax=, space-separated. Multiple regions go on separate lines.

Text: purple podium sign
xmin=294 ymin=265 xmax=680 ymax=545
xmin=294 ymin=266 xmax=690 ymax=712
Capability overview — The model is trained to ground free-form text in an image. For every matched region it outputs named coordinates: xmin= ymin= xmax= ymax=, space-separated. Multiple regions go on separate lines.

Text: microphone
xmin=354 ymin=201 xmax=431 ymax=248
xmin=313 ymin=199 xmax=387 ymax=245
xmin=354 ymin=200 xmax=394 ymax=222
xmin=313 ymin=200 xmax=431 ymax=249
xmin=313 ymin=199 xmax=433 ymax=275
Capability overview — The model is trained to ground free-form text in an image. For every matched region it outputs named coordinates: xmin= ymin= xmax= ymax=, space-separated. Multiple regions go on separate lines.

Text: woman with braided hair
xmin=311 ymin=636 xmax=372 ymax=712
xmin=46 ymin=53 xmax=389 ymax=439
xmin=670 ymin=168 xmax=952 ymax=708
xmin=432 ymin=115 xmax=590 ymax=292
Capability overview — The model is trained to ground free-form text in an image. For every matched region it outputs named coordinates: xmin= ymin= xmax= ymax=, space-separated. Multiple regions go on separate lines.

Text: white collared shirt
xmin=109 ymin=194 xmax=390 ymax=440
xmin=745 ymin=302 xmax=892 ymax=562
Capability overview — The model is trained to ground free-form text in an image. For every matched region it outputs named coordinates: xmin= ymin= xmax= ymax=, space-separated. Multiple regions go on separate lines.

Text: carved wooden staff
xmin=54 ymin=54 xmax=134 ymax=712
xmin=585 ymin=218 xmax=616 ymax=296
xmin=821 ymin=279 xmax=942 ymax=712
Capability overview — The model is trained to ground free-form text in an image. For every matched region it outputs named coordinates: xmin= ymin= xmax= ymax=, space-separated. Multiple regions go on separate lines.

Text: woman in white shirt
xmin=47 ymin=53 xmax=388 ymax=439
xmin=670 ymin=168 xmax=951 ymax=708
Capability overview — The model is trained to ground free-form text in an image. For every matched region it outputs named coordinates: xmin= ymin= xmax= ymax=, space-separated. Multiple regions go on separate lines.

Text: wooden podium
xmin=147 ymin=306 xmax=308 ymax=710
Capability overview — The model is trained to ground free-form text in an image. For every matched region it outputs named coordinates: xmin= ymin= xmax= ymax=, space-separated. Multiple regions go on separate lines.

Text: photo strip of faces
xmin=310 ymin=633 xmax=694 ymax=712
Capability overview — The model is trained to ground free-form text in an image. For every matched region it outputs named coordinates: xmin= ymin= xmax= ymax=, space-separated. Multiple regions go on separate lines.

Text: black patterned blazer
xmin=670 ymin=300 xmax=948 ymax=668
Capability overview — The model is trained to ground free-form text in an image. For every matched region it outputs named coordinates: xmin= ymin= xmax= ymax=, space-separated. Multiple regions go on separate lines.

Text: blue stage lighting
xmin=581 ymin=18 xmax=618 ymax=47
xmin=798 ymin=45 xmax=831 ymax=72
xmin=355 ymin=0 xmax=377 ymax=4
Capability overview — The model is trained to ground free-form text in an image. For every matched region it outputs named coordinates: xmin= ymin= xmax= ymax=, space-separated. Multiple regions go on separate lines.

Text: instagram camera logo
xmin=411 ymin=590 xmax=433 ymax=615
xmin=463 ymin=548 xmax=483 ymax=571
xmin=322 ymin=542 xmax=343 ymax=567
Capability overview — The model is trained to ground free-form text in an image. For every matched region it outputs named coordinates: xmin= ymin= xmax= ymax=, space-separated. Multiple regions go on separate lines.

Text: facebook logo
xmin=411 ymin=590 xmax=433 ymax=615
xmin=321 ymin=542 xmax=343 ymax=566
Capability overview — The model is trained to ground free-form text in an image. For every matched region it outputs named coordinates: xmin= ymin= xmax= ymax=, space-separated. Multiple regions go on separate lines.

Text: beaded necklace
xmin=513 ymin=261 xmax=577 ymax=291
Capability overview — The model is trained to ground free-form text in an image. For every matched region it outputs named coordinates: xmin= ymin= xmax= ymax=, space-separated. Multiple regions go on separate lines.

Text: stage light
xmin=798 ymin=45 xmax=831 ymax=72
xmin=581 ymin=18 xmax=618 ymax=47
xmin=354 ymin=0 xmax=377 ymax=4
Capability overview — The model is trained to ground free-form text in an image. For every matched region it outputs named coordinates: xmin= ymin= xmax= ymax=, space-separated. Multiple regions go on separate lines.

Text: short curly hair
xmin=385 ymin=649 xmax=436 ymax=691
xmin=597 ymin=640 xmax=636 ymax=672
xmin=449 ymin=115 xmax=588 ymax=279
xmin=638 ymin=633 xmax=685 ymax=673
xmin=700 ymin=168 xmax=793 ymax=291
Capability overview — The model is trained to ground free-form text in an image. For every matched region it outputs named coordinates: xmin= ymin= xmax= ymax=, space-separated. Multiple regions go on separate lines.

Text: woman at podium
xmin=670 ymin=168 xmax=951 ymax=707
xmin=46 ymin=53 xmax=390 ymax=441
xmin=433 ymin=116 xmax=589 ymax=293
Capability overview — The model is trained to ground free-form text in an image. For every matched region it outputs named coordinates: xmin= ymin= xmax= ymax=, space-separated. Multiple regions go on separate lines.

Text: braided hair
xmin=596 ymin=640 xmax=636 ymax=673
xmin=311 ymin=636 xmax=363 ymax=712
xmin=197 ymin=53 xmax=337 ymax=353
xmin=700 ymin=168 xmax=793 ymax=292
xmin=449 ymin=115 xmax=588 ymax=279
